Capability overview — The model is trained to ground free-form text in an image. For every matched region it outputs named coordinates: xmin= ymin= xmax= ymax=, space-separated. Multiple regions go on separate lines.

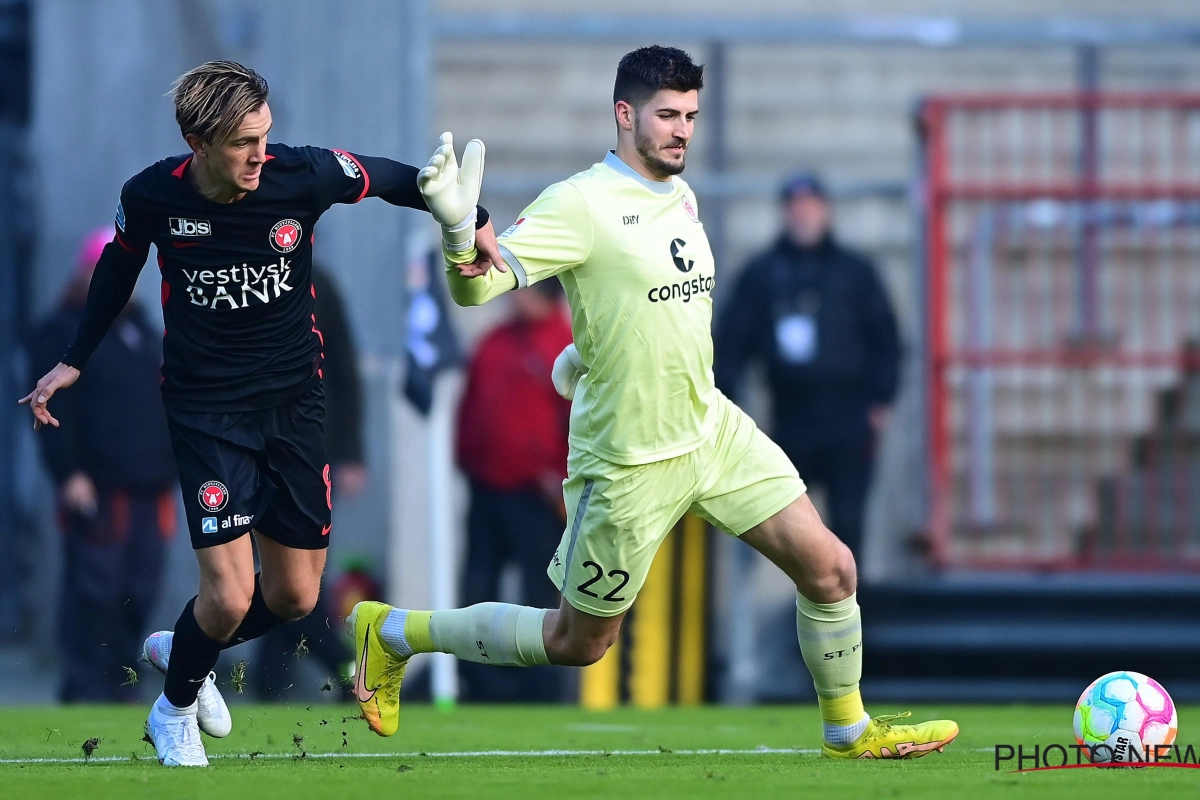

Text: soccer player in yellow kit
xmin=351 ymin=46 xmax=958 ymax=759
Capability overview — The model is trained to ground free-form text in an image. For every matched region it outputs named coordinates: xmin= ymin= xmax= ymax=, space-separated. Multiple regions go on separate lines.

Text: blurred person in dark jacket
xmin=715 ymin=173 xmax=901 ymax=559
xmin=455 ymin=280 xmax=573 ymax=701
xmin=30 ymin=229 xmax=177 ymax=702
xmin=253 ymin=265 xmax=360 ymax=699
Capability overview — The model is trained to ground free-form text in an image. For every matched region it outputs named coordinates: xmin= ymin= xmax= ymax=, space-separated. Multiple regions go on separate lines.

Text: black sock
xmin=163 ymin=597 xmax=223 ymax=708
xmin=162 ymin=575 xmax=290 ymax=706
xmin=223 ymin=572 xmax=288 ymax=649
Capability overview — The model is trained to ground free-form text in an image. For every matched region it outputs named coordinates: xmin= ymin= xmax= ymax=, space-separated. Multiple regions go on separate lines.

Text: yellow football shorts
xmin=546 ymin=393 xmax=806 ymax=617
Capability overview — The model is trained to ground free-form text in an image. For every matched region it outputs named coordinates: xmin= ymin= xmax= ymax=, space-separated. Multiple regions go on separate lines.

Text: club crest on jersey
xmin=270 ymin=219 xmax=303 ymax=253
xmin=198 ymin=481 xmax=229 ymax=513
xmin=682 ymin=195 xmax=699 ymax=224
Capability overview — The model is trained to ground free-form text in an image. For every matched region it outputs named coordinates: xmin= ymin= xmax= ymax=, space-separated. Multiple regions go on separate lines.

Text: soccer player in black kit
xmin=21 ymin=61 xmax=505 ymax=767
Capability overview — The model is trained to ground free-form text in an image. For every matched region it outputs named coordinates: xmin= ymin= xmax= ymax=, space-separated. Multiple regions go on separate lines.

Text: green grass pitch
xmin=1 ymin=703 xmax=1198 ymax=798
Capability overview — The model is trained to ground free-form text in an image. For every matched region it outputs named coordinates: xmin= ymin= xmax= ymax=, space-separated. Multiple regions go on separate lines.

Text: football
xmin=1074 ymin=671 xmax=1178 ymax=763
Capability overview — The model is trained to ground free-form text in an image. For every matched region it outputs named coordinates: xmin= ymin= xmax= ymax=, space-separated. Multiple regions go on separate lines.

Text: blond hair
xmin=170 ymin=61 xmax=269 ymax=145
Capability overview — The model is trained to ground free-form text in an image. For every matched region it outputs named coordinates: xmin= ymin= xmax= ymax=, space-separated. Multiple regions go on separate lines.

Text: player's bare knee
xmin=546 ymin=624 xmax=618 ymax=667
xmin=197 ymin=587 xmax=253 ymax=640
xmin=556 ymin=642 xmax=604 ymax=671
xmin=263 ymin=582 xmax=319 ymax=621
xmin=833 ymin=542 xmax=858 ymax=595
xmin=559 ymin=635 xmax=614 ymax=667
xmin=816 ymin=544 xmax=854 ymax=599
xmin=801 ymin=539 xmax=857 ymax=604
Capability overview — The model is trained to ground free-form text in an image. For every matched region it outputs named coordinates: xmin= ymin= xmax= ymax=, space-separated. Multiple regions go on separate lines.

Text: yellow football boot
xmin=822 ymin=712 xmax=959 ymax=760
xmin=348 ymin=601 xmax=407 ymax=737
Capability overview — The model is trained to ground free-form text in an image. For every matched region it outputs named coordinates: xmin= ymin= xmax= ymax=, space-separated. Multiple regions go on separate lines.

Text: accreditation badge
xmin=776 ymin=313 xmax=817 ymax=364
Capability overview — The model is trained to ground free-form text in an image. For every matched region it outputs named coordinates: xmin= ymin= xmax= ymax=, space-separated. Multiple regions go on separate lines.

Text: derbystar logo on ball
xmin=1074 ymin=670 xmax=1177 ymax=760
xmin=198 ymin=480 xmax=229 ymax=512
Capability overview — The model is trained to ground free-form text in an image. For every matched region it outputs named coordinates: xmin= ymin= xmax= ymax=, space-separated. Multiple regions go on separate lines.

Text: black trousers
xmin=58 ymin=489 xmax=170 ymax=703
xmin=459 ymin=480 xmax=568 ymax=702
xmin=777 ymin=433 xmax=875 ymax=560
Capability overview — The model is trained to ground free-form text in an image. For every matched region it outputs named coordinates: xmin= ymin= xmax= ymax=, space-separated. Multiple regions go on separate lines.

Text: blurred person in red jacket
xmin=455 ymin=279 xmax=572 ymax=701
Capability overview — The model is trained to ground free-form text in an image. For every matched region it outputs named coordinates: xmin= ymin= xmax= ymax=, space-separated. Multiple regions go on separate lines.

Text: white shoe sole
xmin=141 ymin=632 xmax=233 ymax=738
xmin=145 ymin=707 xmax=208 ymax=767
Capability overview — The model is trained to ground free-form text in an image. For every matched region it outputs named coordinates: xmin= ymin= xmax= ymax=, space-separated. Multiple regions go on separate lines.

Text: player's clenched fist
xmin=418 ymin=132 xmax=485 ymax=257
xmin=551 ymin=344 xmax=588 ymax=401
xmin=18 ymin=361 xmax=80 ymax=429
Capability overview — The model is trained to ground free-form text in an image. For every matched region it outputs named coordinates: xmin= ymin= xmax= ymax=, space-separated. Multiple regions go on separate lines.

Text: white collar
xmin=602 ymin=151 xmax=676 ymax=195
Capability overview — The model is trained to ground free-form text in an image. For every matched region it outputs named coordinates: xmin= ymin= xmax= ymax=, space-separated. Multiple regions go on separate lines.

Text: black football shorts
xmin=166 ymin=383 xmax=332 ymax=550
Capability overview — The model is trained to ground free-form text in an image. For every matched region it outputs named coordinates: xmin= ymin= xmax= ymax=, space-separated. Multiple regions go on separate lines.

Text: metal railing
xmin=923 ymin=92 xmax=1200 ymax=570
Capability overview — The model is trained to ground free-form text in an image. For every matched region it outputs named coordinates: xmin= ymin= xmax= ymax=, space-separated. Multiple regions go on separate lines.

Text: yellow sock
xmin=403 ymin=611 xmax=434 ymax=653
xmin=819 ymin=689 xmax=866 ymax=727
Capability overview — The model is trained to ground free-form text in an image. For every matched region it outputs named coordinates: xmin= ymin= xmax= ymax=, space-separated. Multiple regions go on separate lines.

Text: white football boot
xmin=141 ymin=630 xmax=233 ymax=738
xmin=145 ymin=695 xmax=208 ymax=767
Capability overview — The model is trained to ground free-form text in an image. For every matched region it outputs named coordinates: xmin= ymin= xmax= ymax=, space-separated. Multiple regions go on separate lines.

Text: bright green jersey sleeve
xmin=443 ymin=251 xmax=519 ymax=306
xmin=442 ymin=180 xmax=592 ymax=306
xmin=496 ymin=181 xmax=594 ymax=287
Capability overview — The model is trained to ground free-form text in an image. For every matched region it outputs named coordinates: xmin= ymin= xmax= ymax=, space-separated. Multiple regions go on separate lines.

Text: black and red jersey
xmin=64 ymin=143 xmax=482 ymax=412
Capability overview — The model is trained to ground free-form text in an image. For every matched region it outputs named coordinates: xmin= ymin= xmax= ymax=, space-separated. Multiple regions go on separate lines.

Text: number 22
xmin=576 ymin=560 xmax=630 ymax=602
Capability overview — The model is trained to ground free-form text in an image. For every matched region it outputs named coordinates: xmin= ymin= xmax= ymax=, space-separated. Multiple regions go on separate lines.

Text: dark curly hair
xmin=613 ymin=46 xmax=704 ymax=109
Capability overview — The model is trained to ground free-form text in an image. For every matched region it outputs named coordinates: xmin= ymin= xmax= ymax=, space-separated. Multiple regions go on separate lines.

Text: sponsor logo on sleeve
xmin=498 ymin=217 xmax=525 ymax=239
xmin=198 ymin=480 xmax=229 ymax=513
xmin=115 ymin=200 xmax=126 ymax=232
xmin=270 ymin=219 xmax=303 ymax=253
xmin=169 ymin=217 xmax=211 ymax=236
xmin=332 ymin=150 xmax=361 ymax=180
xmin=201 ymin=517 xmax=218 ymax=534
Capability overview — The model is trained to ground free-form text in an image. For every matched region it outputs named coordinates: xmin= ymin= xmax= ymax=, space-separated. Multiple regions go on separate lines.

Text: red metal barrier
xmin=924 ymin=93 xmax=1200 ymax=571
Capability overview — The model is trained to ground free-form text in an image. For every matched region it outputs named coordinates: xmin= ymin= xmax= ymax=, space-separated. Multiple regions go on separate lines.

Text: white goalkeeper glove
xmin=417 ymin=132 xmax=484 ymax=259
xmin=551 ymin=343 xmax=588 ymax=401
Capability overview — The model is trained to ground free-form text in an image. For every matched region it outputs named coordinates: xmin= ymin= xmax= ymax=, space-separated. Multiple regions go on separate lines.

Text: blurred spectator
xmin=29 ymin=229 xmax=176 ymax=702
xmin=715 ymin=173 xmax=901 ymax=559
xmin=404 ymin=251 xmax=464 ymax=415
xmin=456 ymin=281 xmax=572 ymax=702
xmin=254 ymin=264 xmax=361 ymax=699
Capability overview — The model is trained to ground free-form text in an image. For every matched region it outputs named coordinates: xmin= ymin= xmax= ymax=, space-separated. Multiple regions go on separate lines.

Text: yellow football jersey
xmin=448 ymin=151 xmax=719 ymax=466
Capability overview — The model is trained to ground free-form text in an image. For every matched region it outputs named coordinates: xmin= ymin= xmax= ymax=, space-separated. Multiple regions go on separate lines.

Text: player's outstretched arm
xmin=423 ymin=145 xmax=593 ymax=308
xmin=324 ymin=145 xmax=506 ymax=275
xmin=418 ymin=132 xmax=518 ymax=306
xmin=18 ymin=234 xmax=147 ymax=429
